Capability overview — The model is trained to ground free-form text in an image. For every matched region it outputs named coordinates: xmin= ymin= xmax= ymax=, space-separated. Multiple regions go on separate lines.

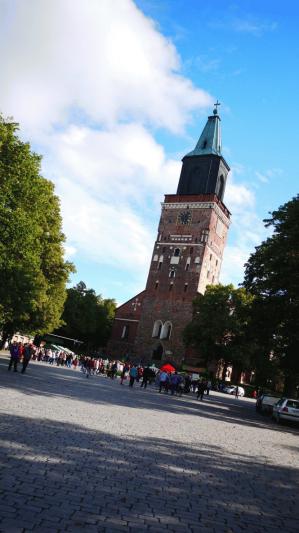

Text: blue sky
xmin=1 ymin=0 xmax=298 ymax=303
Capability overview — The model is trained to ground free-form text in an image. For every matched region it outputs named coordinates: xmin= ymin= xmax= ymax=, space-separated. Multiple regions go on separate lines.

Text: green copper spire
xmin=185 ymin=101 xmax=222 ymax=157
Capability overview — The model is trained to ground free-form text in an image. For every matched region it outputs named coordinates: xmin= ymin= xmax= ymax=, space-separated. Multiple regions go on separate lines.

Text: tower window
xmin=216 ymin=259 xmax=218 ymax=266
xmin=174 ymin=248 xmax=180 ymax=257
xmin=218 ymin=175 xmax=225 ymax=200
xmin=185 ymin=263 xmax=190 ymax=271
xmin=158 ymin=262 xmax=162 ymax=270
xmin=162 ymin=247 xmax=166 ymax=253
xmin=165 ymin=325 xmax=171 ymax=340
xmin=190 ymin=247 xmax=194 ymax=254
xmin=184 ymin=283 xmax=188 ymax=292
xmin=121 ymin=325 xmax=129 ymax=339
xmin=170 ymin=270 xmax=175 ymax=278
xmin=152 ymin=320 xmax=163 ymax=338
xmin=155 ymin=281 xmax=159 ymax=289
xmin=169 ymin=283 xmax=173 ymax=291
xmin=202 ymin=140 xmax=207 ymax=149
xmin=161 ymin=321 xmax=172 ymax=340
xmin=210 ymin=253 xmax=212 ymax=261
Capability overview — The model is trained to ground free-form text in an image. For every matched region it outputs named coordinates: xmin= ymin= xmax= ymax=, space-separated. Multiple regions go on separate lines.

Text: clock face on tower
xmin=178 ymin=211 xmax=192 ymax=225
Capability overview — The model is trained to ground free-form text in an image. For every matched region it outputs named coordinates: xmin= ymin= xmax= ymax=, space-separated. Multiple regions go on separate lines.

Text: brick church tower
xmin=108 ymin=105 xmax=231 ymax=366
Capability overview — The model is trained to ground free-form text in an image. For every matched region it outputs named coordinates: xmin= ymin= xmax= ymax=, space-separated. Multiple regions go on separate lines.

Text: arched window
xmin=121 ymin=325 xmax=129 ymax=339
xmin=169 ymin=270 xmax=175 ymax=278
xmin=152 ymin=320 xmax=163 ymax=338
xmin=161 ymin=321 xmax=172 ymax=340
xmin=174 ymin=248 xmax=180 ymax=257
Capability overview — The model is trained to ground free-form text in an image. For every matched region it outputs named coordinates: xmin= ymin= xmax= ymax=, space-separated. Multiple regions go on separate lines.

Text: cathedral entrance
xmin=152 ymin=343 xmax=163 ymax=361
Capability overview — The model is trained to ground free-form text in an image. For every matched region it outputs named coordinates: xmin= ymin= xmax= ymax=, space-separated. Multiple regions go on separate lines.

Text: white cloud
xmin=0 ymin=0 xmax=212 ymax=134
xmin=220 ymin=172 xmax=266 ymax=286
xmin=255 ymin=171 xmax=269 ymax=184
xmin=209 ymin=16 xmax=277 ymax=37
xmin=41 ymin=123 xmax=181 ymax=275
xmin=59 ymin=178 xmax=154 ymax=271
xmin=0 ymin=0 xmax=215 ymax=300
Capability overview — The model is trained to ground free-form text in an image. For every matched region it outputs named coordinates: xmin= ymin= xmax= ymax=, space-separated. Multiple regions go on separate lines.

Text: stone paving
xmin=0 ymin=354 xmax=298 ymax=533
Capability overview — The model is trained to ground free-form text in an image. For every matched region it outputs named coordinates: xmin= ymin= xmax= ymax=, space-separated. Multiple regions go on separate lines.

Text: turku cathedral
xmin=108 ymin=104 xmax=231 ymax=366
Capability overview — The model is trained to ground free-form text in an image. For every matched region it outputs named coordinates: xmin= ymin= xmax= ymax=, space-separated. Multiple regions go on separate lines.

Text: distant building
xmin=108 ymin=105 xmax=231 ymax=366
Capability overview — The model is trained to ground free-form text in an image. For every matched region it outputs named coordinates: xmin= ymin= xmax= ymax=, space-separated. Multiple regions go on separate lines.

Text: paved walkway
xmin=0 ymin=353 xmax=298 ymax=533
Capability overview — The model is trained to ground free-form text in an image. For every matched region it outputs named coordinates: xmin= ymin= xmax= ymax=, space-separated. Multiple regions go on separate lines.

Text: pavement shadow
xmin=1 ymin=356 xmax=298 ymax=436
xmin=0 ymin=412 xmax=298 ymax=532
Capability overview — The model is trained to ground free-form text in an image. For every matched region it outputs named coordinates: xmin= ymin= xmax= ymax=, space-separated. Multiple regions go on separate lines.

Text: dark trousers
xmin=159 ymin=382 xmax=168 ymax=393
xmin=129 ymin=377 xmax=135 ymax=387
xmin=170 ymin=384 xmax=177 ymax=395
xmin=22 ymin=358 xmax=30 ymax=373
xmin=141 ymin=378 xmax=148 ymax=388
xmin=197 ymin=390 xmax=204 ymax=400
xmin=8 ymin=357 xmax=18 ymax=371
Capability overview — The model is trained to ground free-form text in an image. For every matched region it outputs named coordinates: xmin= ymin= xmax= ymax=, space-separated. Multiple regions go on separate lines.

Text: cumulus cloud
xmin=0 ymin=0 xmax=212 ymax=134
xmin=220 ymin=172 xmax=266 ymax=287
xmin=0 ymin=0 xmax=214 ymax=299
xmin=1 ymin=0 xmax=263 ymax=298
xmin=42 ymin=123 xmax=181 ymax=275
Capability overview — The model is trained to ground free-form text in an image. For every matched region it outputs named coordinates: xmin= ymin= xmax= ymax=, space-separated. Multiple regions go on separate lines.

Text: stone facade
xmin=134 ymin=194 xmax=230 ymax=364
xmin=108 ymin=291 xmax=146 ymax=359
xmin=107 ymin=109 xmax=231 ymax=366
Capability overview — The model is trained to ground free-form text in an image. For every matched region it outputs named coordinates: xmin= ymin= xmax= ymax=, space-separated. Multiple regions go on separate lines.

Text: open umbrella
xmin=160 ymin=363 xmax=176 ymax=373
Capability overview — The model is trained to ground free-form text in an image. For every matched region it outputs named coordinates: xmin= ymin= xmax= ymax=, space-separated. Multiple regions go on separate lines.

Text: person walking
xmin=206 ymin=380 xmax=212 ymax=396
xmin=197 ymin=381 xmax=205 ymax=401
xmin=140 ymin=366 xmax=151 ymax=389
xmin=159 ymin=371 xmax=169 ymax=393
xmin=235 ymin=385 xmax=240 ymax=399
xmin=8 ymin=341 xmax=19 ymax=372
xmin=21 ymin=343 xmax=33 ymax=374
xmin=120 ymin=363 xmax=129 ymax=385
xmin=170 ymin=372 xmax=180 ymax=395
xmin=129 ymin=365 xmax=137 ymax=387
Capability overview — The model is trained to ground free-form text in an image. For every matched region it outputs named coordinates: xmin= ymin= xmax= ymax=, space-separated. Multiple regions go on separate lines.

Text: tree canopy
xmin=0 ymin=116 xmax=74 ymax=345
xmin=54 ymin=282 xmax=116 ymax=351
xmin=183 ymin=284 xmax=254 ymax=379
xmin=243 ymin=195 xmax=299 ymax=395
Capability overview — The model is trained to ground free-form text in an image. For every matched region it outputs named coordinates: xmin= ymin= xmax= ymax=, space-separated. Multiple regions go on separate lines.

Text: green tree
xmin=243 ymin=195 xmax=299 ymax=395
xmin=183 ymin=284 xmax=254 ymax=380
xmin=0 ymin=116 xmax=74 ymax=346
xmin=54 ymin=282 xmax=116 ymax=351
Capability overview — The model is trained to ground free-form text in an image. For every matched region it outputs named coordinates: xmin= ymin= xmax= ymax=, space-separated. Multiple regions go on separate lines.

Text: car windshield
xmin=276 ymin=399 xmax=284 ymax=406
xmin=286 ymin=400 xmax=299 ymax=409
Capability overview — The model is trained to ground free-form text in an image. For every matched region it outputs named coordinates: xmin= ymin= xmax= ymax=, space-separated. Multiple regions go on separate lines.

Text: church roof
xmin=185 ymin=105 xmax=222 ymax=158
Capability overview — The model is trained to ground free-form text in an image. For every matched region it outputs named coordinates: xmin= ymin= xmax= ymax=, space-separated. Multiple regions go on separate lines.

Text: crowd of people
xmin=6 ymin=340 xmax=217 ymax=399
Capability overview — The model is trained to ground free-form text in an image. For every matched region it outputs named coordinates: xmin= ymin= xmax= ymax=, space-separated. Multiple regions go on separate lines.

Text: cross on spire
xmin=213 ymin=100 xmax=221 ymax=114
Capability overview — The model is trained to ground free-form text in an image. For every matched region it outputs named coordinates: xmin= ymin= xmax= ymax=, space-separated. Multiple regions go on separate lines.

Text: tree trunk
xmin=221 ymin=362 xmax=228 ymax=381
xmin=0 ymin=325 xmax=14 ymax=349
xmin=284 ymin=373 xmax=299 ymax=398
xmin=0 ymin=336 xmax=7 ymax=350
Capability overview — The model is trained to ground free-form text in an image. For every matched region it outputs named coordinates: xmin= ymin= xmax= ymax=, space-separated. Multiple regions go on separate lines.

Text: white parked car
xmin=223 ymin=385 xmax=245 ymax=397
xmin=272 ymin=398 xmax=299 ymax=424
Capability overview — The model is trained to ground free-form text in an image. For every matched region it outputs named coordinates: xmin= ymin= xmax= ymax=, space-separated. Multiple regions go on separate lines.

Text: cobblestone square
xmin=0 ymin=355 xmax=298 ymax=532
